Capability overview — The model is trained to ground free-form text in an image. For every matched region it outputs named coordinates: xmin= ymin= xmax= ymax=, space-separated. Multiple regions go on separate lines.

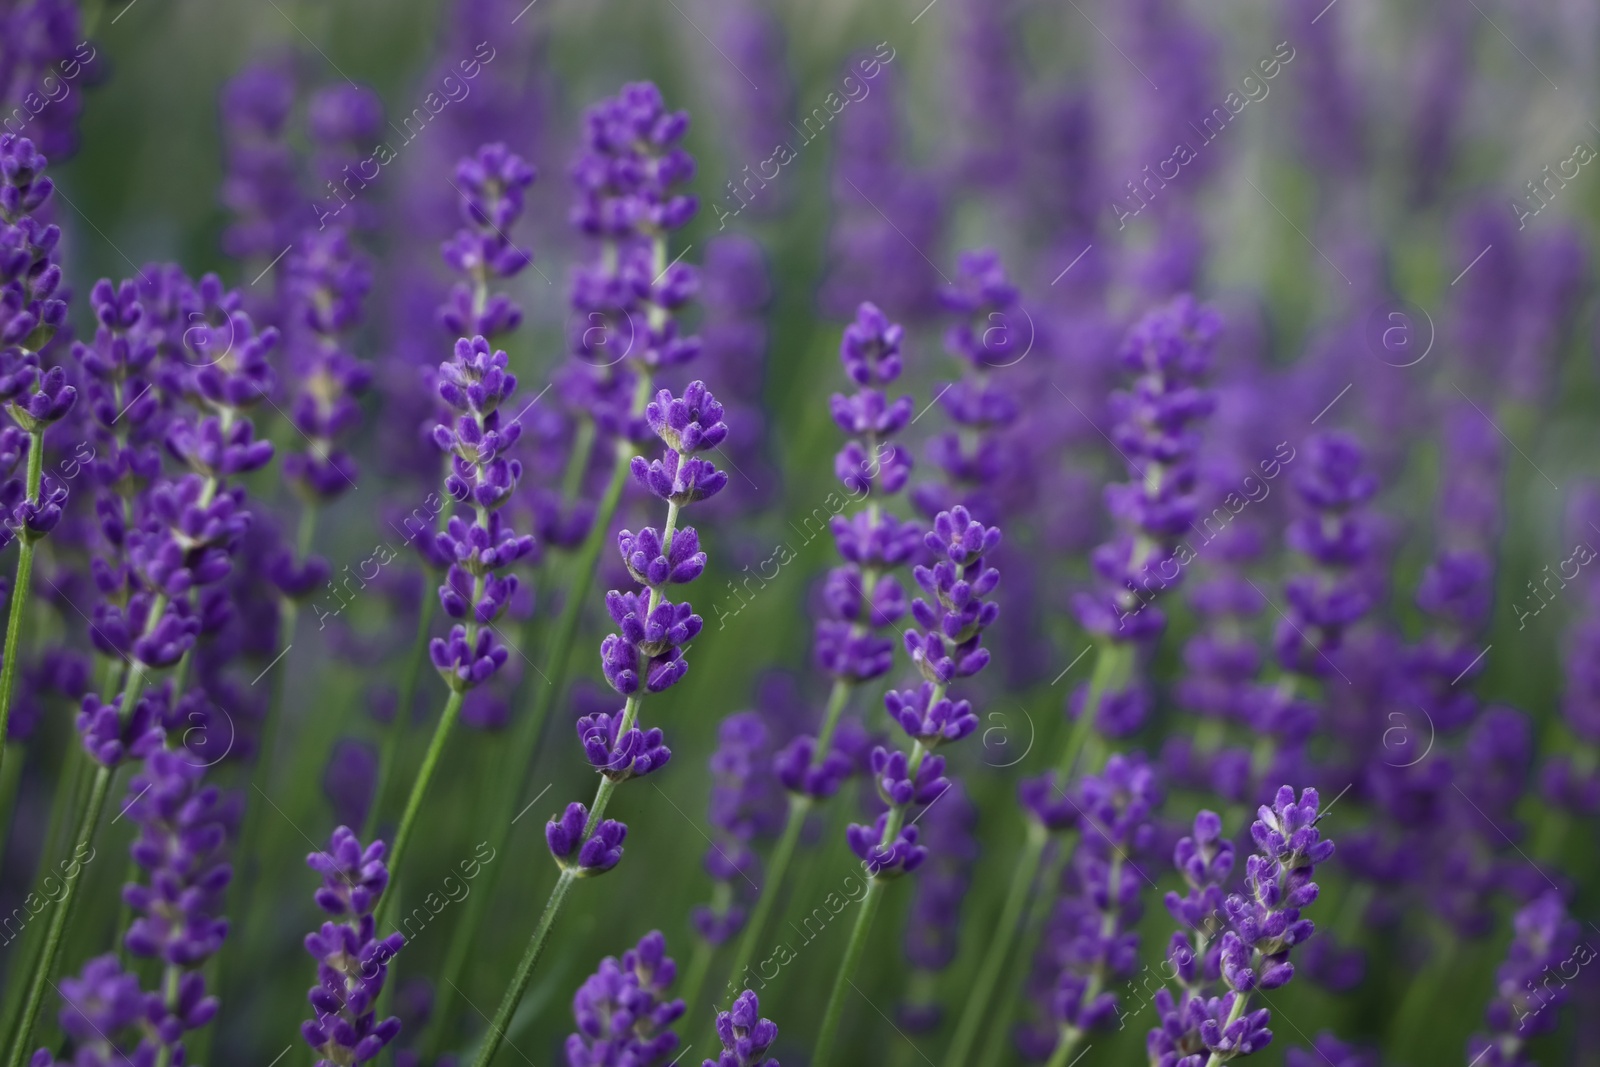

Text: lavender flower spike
xmin=567 ymin=931 xmax=686 ymax=1067
xmin=302 ymin=827 xmax=405 ymax=1066
xmin=0 ymin=133 xmax=78 ymax=782
xmin=381 ymin=333 xmax=538 ymax=929
xmin=1466 ymin=892 xmax=1578 ymax=1067
xmin=1147 ymin=787 xmax=1334 ymax=1067
xmin=706 ymin=990 xmax=781 ymax=1067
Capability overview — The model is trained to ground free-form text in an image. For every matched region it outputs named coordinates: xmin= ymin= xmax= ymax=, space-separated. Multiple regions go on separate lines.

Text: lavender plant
xmin=472 ymin=380 xmax=725 ymax=1066
xmin=0 ymin=134 xmax=75 ymax=788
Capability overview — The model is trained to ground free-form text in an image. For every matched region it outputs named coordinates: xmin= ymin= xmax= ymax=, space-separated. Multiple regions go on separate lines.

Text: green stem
xmin=679 ymin=937 xmax=714 ymax=1032
xmin=812 ymin=878 xmax=886 ymax=1066
xmin=473 ymin=676 xmax=646 ymax=1066
xmin=0 ymin=428 xmax=45 ymax=792
xmin=471 ymin=868 xmax=576 ymax=1067
xmin=813 ymin=725 xmax=935 ymax=1067
xmin=374 ymin=688 xmax=466 ymax=932
xmin=364 ymin=594 xmax=437 ymax=841
xmin=720 ymin=793 xmax=810 ymax=1004
xmin=958 ymin=650 xmax=1124 ymax=1067
xmin=975 ymin=835 xmax=1077 ymax=1067
xmin=420 ymin=734 xmax=512 ymax=1058
xmin=0 ymin=749 xmax=87 ymax=1051
xmin=152 ymin=965 xmax=180 ymax=1067
xmin=0 ymin=743 xmax=21 ymax=879
xmin=4 ymin=764 xmax=111 ymax=1067
xmin=943 ymin=821 xmax=1047 ymax=1067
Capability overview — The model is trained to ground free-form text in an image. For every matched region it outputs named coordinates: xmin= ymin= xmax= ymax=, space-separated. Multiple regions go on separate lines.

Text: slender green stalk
xmin=152 ymin=965 xmax=180 ymax=1067
xmin=4 ymin=764 xmax=111 ymax=1067
xmin=7 ymin=591 xmax=171 ymax=1056
xmin=472 ymin=687 xmax=646 ymax=1067
xmin=813 ymin=731 xmax=933 ymax=1067
xmin=364 ymin=594 xmax=437 ymax=841
xmin=712 ymin=666 xmax=859 ymax=1027
xmin=974 ymin=834 xmax=1077 ymax=1067
xmin=472 ymin=867 xmax=575 ymax=1067
xmin=0 ymin=743 xmax=21 ymax=877
xmin=679 ymin=936 xmax=714 ymax=1031
xmin=0 ymin=743 xmax=90 ymax=1051
xmin=943 ymin=645 xmax=1123 ymax=1067
xmin=942 ymin=821 xmax=1047 ymax=1067
xmin=419 ymin=703 xmax=530 ymax=1060
xmin=812 ymin=878 xmax=886 ymax=1065
xmin=374 ymin=688 xmax=466 ymax=931
xmin=0 ymin=427 xmax=45 ymax=791
xmin=216 ymin=592 xmax=304 ymax=1012
xmin=720 ymin=792 xmax=809 ymax=1004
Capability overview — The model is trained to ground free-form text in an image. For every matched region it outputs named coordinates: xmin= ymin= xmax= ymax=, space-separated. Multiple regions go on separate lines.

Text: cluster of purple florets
xmin=566 ymin=931 xmax=686 ymax=1067
xmin=1148 ymin=787 xmax=1335 ymax=1065
xmin=426 ymin=336 xmax=536 ymax=690
xmin=301 ymin=827 xmax=405 ymax=1066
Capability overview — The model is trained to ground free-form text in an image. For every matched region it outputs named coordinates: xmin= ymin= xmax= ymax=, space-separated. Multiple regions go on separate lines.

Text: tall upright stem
xmin=812 ymin=878 xmax=886 ymax=1066
xmin=942 ymin=821 xmax=1047 ymax=1067
xmin=8 ymin=589 xmax=170 ymax=1059
xmin=0 ymin=427 xmax=45 ymax=790
xmin=944 ymin=643 xmax=1124 ymax=1067
xmin=4 ymin=765 xmax=111 ymax=1067
xmin=812 ymin=725 xmax=932 ymax=1067
xmin=374 ymin=688 xmax=465 ymax=933
xmin=470 ymin=867 xmax=575 ymax=1067
xmin=719 ymin=792 xmax=809 ymax=1008
xmin=471 ymin=690 xmax=644 ymax=1067
xmin=364 ymin=594 xmax=437 ymax=841
xmin=715 ymin=660 xmax=858 ymax=1025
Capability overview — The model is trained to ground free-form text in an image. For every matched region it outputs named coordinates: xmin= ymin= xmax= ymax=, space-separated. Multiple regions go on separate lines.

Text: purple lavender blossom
xmin=810 ymin=303 xmax=916 ymax=689
xmin=439 ymin=142 xmax=536 ymax=340
xmin=0 ymin=134 xmax=75 ymax=544
xmin=427 ymin=336 xmax=536 ymax=690
xmin=1021 ymin=756 xmax=1159 ymax=1059
xmin=1274 ymin=432 xmax=1377 ymax=677
xmin=28 ymin=955 xmax=157 ymax=1066
xmin=562 ymin=81 xmax=700 ymax=443
xmin=546 ymin=801 xmax=628 ymax=876
xmin=1147 ymin=788 xmax=1334 ymax=1066
xmin=1466 ymin=892 xmax=1578 ymax=1067
xmin=119 ymin=748 xmax=234 ymax=1060
xmin=846 ymin=508 xmax=1001 ymax=878
xmin=694 ymin=710 xmax=786 ymax=945
xmin=282 ymin=226 xmax=372 ymax=499
xmin=914 ymin=250 xmax=1027 ymax=522
xmin=0 ymin=3 xmax=96 ymax=161
xmin=705 ymin=989 xmax=780 ymax=1067
xmin=302 ymin=827 xmax=405 ymax=1066
xmin=1074 ymin=295 xmax=1220 ymax=661
xmin=567 ymin=931 xmax=685 ymax=1067
xmin=218 ymin=60 xmax=300 ymax=264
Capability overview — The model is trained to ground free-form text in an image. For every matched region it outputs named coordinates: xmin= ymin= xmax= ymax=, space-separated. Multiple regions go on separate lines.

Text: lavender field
xmin=0 ymin=0 xmax=1597 ymax=1065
